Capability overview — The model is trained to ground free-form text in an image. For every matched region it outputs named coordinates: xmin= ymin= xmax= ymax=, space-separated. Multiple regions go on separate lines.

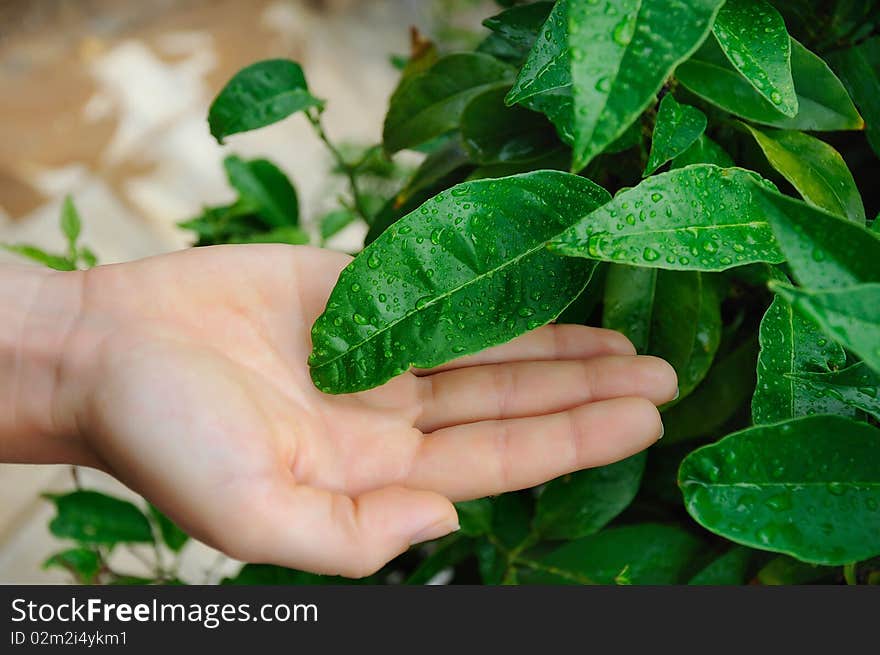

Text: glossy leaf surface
xmin=789 ymin=363 xmax=880 ymax=422
xmin=644 ymin=94 xmax=707 ymax=176
xmin=688 ymin=546 xmax=754 ymax=585
xmin=223 ymin=155 xmax=299 ymax=227
xmin=670 ymin=134 xmax=733 ymax=168
xmin=826 ymin=37 xmax=880 ymax=157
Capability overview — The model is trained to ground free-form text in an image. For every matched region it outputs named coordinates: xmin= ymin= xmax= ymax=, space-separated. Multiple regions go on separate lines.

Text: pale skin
xmin=0 ymin=245 xmax=677 ymax=578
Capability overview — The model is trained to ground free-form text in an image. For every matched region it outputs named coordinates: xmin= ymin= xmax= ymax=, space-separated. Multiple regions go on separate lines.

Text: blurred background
xmin=0 ymin=0 xmax=495 ymax=583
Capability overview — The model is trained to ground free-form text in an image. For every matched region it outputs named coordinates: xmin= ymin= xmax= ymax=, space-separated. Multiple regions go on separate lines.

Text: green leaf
xmin=826 ymin=37 xmax=880 ymax=158
xmin=567 ymin=0 xmax=724 ymax=170
xmin=676 ymin=37 xmax=863 ymax=131
xmin=661 ymin=335 xmax=758 ymax=445
xmin=679 ymin=414 xmax=880 ymax=565
xmin=45 ymin=491 xmax=154 ymax=545
xmin=319 ymin=208 xmax=357 ymax=241
xmin=396 ymin=136 xmax=473 ymax=209
xmin=603 ymin=266 xmax=721 ymax=399
xmin=481 ymin=1 xmax=554 ymax=66
xmin=43 ymin=548 xmax=102 ymax=583
xmin=78 ymin=247 xmax=98 ymax=269
xmin=461 ymin=87 xmax=561 ymax=166
xmin=752 ymin=293 xmax=851 ymax=425
xmin=756 ymin=555 xmax=835 ymax=585
xmin=788 ymin=363 xmax=880 ymax=422
xmin=712 ymin=0 xmax=797 ymax=117
xmin=770 ymin=282 xmax=880 ymax=375
xmin=550 ymin=164 xmax=785 ymax=271
xmin=455 ymin=498 xmax=494 ymax=537
xmin=688 ymin=546 xmax=755 ymax=585
xmin=505 ymin=0 xmax=570 ymax=106
xmin=222 ymin=563 xmax=366 ymax=585
xmin=309 ymin=171 xmax=609 ymax=394
xmin=405 ymin=535 xmax=476 ymax=584
xmin=644 ymin=94 xmax=707 ymax=176
xmin=228 ymin=226 xmax=310 ymax=245
xmin=1 ymin=244 xmax=75 ymax=271
xmin=670 ymin=134 xmax=733 ymax=168
xmin=208 ymin=59 xmax=323 ymax=143
xmin=741 ymin=125 xmax=864 ymax=223
xmin=755 ymin=185 xmax=880 ymax=289
xmin=223 ymin=156 xmax=299 ymax=228
xmin=491 ymin=492 xmax=534 ymax=551
xmin=520 ymin=524 xmax=705 ymax=584
xmin=383 ymin=53 xmax=516 ymax=154
xmin=147 ymin=505 xmax=188 ymax=553
xmin=534 ymin=453 xmax=646 ymax=540
xmin=60 ymin=195 xmax=81 ymax=253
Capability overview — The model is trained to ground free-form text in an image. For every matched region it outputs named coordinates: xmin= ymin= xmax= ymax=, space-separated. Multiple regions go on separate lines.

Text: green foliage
xmin=35 ymin=0 xmax=880 ymax=585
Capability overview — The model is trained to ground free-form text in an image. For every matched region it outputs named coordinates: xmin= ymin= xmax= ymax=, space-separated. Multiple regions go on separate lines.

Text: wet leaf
xmin=533 ymin=453 xmax=646 ymax=540
xmin=480 ymin=1 xmax=554 ymax=66
xmin=670 ymin=134 xmax=733 ymax=168
xmin=644 ymin=94 xmax=707 ymax=176
xmin=741 ymin=126 xmax=864 ymax=223
xmin=505 ymin=0 xmax=570 ymax=106
xmin=826 ymin=36 xmax=880 ymax=158
xmin=550 ymin=164 xmax=785 ymax=271
xmin=208 ymin=59 xmax=323 ymax=143
xmin=688 ymin=546 xmax=755 ymax=585
xmin=383 ymin=53 xmax=516 ymax=154
xmin=788 ymin=363 xmax=880 ymax=422
xmin=676 ymin=37 xmax=863 ymax=131
xmin=309 ymin=171 xmax=609 ymax=393
xmin=712 ymin=0 xmax=797 ymax=117
xmin=223 ymin=155 xmax=299 ymax=228
xmin=45 ymin=491 xmax=154 ymax=545
xmin=679 ymin=414 xmax=880 ymax=565
xmin=567 ymin=0 xmax=724 ymax=170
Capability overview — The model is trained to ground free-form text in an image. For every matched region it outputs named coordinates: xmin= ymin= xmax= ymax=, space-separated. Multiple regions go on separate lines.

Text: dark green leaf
xmin=688 ymin=546 xmax=755 ymax=585
xmin=405 ymin=536 xmax=476 ymax=584
xmin=383 ymin=53 xmax=516 ymax=154
xmin=60 ymin=195 xmax=81 ymax=252
xmin=490 ymin=492 xmax=534 ymax=552
xmin=309 ymin=171 xmax=609 ymax=394
xmin=568 ymin=0 xmax=724 ymax=170
xmin=148 ymin=505 xmax=188 ymax=553
xmin=1 ymin=244 xmax=75 ymax=271
xmin=481 ymin=1 xmax=554 ymax=65
xmin=679 ymin=414 xmax=880 ymax=565
xmin=208 ymin=59 xmax=323 ymax=143
xmin=45 ymin=491 xmax=154 ymax=545
xmin=505 ymin=0 xmax=569 ymax=105
xmin=670 ymin=134 xmax=733 ymax=168
xmin=741 ymin=125 xmax=864 ymax=223
xmin=222 ymin=563 xmax=364 ymax=585
xmin=676 ymin=38 xmax=863 ymax=131
xmin=644 ymin=94 xmax=707 ymax=176
xmin=223 ymin=156 xmax=299 ymax=228
xmin=789 ymin=363 xmax=880 ymax=422
xmin=43 ymin=548 xmax=101 ymax=583
xmin=455 ymin=498 xmax=494 ymax=537
xmin=712 ymin=0 xmax=797 ymax=117
xmin=770 ymin=282 xmax=880 ymax=374
xmin=752 ymin=293 xmax=851 ymax=425
xmin=756 ymin=555 xmax=835 ymax=585
xmin=519 ymin=524 xmax=705 ymax=584
xmin=826 ymin=37 xmax=880 ymax=158
xmin=534 ymin=453 xmax=646 ymax=540
xmin=396 ymin=136 xmax=472 ymax=209
xmin=550 ymin=164 xmax=785 ymax=271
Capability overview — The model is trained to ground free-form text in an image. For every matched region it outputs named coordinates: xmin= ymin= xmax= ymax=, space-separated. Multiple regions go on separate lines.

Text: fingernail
xmin=672 ymin=387 xmax=680 ymax=401
xmin=410 ymin=519 xmax=460 ymax=546
xmin=657 ymin=423 xmax=665 ymax=440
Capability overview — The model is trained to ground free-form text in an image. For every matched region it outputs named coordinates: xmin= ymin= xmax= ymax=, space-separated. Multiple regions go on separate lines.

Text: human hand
xmin=14 ymin=245 xmax=677 ymax=577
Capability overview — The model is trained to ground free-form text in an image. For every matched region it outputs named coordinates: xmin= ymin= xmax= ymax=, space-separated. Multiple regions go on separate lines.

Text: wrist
xmin=0 ymin=264 xmax=96 ymax=465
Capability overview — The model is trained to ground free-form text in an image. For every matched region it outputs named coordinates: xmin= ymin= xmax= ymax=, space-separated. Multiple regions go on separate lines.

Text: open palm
xmin=68 ymin=245 xmax=676 ymax=577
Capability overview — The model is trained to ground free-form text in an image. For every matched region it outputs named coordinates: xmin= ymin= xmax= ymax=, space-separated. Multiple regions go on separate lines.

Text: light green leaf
xmin=788 ymin=363 xmax=880 ymax=422
xmin=228 ymin=226 xmax=310 ymax=245
xmin=2 ymin=244 xmax=75 ymax=271
xmin=826 ymin=37 xmax=880 ymax=158
xmin=383 ymin=53 xmax=516 ymax=154
xmin=670 ymin=134 xmax=733 ymax=168
xmin=309 ymin=171 xmax=609 ymax=393
xmin=688 ymin=546 xmax=754 ymax=585
xmin=519 ymin=524 xmax=705 ymax=584
xmin=568 ymin=0 xmax=724 ymax=170
xmin=644 ymin=94 xmax=707 ymax=176
xmin=741 ymin=125 xmax=864 ymax=223
xmin=60 ymin=195 xmax=81 ymax=253
xmin=45 ymin=491 xmax=154 ymax=545
xmin=712 ymin=0 xmax=797 ymax=117
xmin=752 ymin=293 xmax=851 ymax=425
xmin=679 ymin=414 xmax=880 ymax=565
xmin=223 ymin=156 xmax=299 ymax=228
xmin=770 ymin=282 xmax=880 ymax=375
xmin=533 ymin=453 xmax=646 ymax=540
xmin=208 ymin=59 xmax=323 ymax=143
xmin=550 ymin=164 xmax=785 ymax=271
xmin=319 ymin=209 xmax=357 ymax=241
xmin=676 ymin=37 xmax=863 ymax=131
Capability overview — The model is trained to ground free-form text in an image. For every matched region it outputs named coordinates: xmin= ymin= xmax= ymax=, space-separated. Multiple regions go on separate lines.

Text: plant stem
xmin=306 ymin=109 xmax=371 ymax=223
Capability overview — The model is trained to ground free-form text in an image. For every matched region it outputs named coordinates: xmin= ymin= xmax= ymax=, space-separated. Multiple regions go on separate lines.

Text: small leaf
xmin=826 ymin=37 xmax=880 ymax=158
xmin=455 ymin=498 xmax=494 ymax=537
xmin=309 ymin=171 xmax=609 ymax=394
xmin=505 ymin=0 xmax=570 ymax=105
xmin=712 ymin=0 xmax=797 ymax=117
xmin=670 ymin=134 xmax=733 ymax=168
xmin=534 ymin=453 xmax=646 ymax=540
xmin=679 ymin=414 xmax=880 ymax=565
xmin=228 ymin=226 xmax=310 ymax=245
xmin=2 ymin=244 xmax=75 ymax=271
xmin=770 ymin=282 xmax=880 ymax=375
xmin=208 ymin=59 xmax=323 ymax=143
xmin=788 ymin=363 xmax=880 ymax=422
xmin=45 ymin=491 xmax=154 ymax=545
xmin=148 ymin=505 xmax=188 ymax=553
xmin=741 ymin=125 xmax=864 ymax=223
xmin=644 ymin=94 xmax=707 ymax=176
xmin=676 ymin=37 xmax=863 ymax=131
xmin=550 ymin=164 xmax=785 ymax=271
xmin=383 ymin=53 xmax=516 ymax=154
xmin=78 ymin=247 xmax=98 ymax=269
xmin=223 ymin=156 xmax=299 ymax=228
xmin=752 ymin=293 xmax=851 ymax=425
xmin=319 ymin=209 xmax=357 ymax=241
xmin=519 ymin=524 xmax=705 ymax=584
xmin=60 ymin=195 xmax=81 ymax=253
xmin=480 ymin=1 xmax=554 ymax=66
xmin=688 ymin=546 xmax=755 ymax=585
xmin=222 ymin=563 xmax=367 ymax=585
xmin=567 ymin=0 xmax=724 ymax=170
xmin=43 ymin=548 xmax=102 ymax=583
